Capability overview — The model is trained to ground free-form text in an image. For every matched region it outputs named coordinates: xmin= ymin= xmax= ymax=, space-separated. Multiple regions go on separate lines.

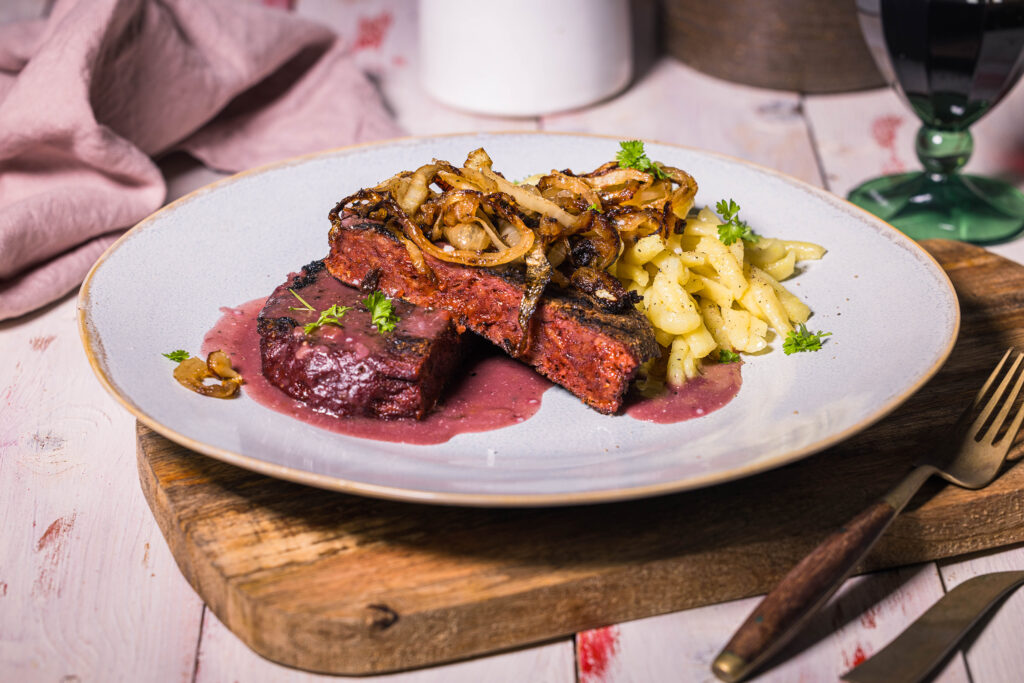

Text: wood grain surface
xmin=136 ymin=239 xmax=1024 ymax=675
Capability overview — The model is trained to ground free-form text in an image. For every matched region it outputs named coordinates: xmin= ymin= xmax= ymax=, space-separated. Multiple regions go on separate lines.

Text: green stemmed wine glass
xmin=849 ymin=0 xmax=1024 ymax=243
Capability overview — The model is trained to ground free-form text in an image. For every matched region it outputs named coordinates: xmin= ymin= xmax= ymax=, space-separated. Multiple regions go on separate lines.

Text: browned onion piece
xmin=570 ymin=266 xmax=641 ymax=312
xmin=605 ymin=207 xmax=663 ymax=238
xmin=334 ymin=188 xmax=533 ymax=268
xmin=373 ymin=171 xmax=412 ymax=199
xmin=435 ymin=169 xmax=484 ymax=192
xmin=459 ymin=167 xmax=500 ymax=193
xmin=515 ymin=240 xmax=553 ymax=357
xmin=438 ymin=190 xmax=482 ymax=225
xmin=207 ymin=350 xmax=241 ymax=380
xmin=434 ymin=189 xmax=510 ymax=252
xmin=477 ymin=166 xmax=581 ymax=229
xmin=400 ymin=235 xmax=434 ymax=279
xmin=568 ymin=212 xmax=621 ymax=270
xmin=582 ymin=167 xmax=651 ymax=188
xmin=583 ymin=213 xmax=622 ymax=270
xmin=546 ymin=238 xmax=569 ymax=268
xmin=399 ymin=163 xmax=437 ymax=216
xmin=173 ymin=355 xmax=241 ymax=399
xmin=623 ymin=178 xmax=672 ymax=208
xmin=444 ymin=222 xmax=491 ymax=251
xmin=402 ymin=192 xmax=534 ymax=267
xmin=661 ymin=166 xmax=699 ymax=218
xmin=535 ymin=215 xmax=575 ymax=245
xmin=464 ymin=147 xmax=494 ymax=171
xmin=584 ymin=161 xmax=620 ymax=176
xmin=537 ymin=171 xmax=601 ymax=211
xmin=661 ymin=202 xmax=677 ymax=238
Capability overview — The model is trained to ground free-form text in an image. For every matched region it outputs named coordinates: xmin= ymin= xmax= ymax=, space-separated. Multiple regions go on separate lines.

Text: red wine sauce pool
xmin=202 ymin=298 xmax=550 ymax=445
xmin=625 ymin=363 xmax=742 ymax=424
xmin=202 ymin=298 xmax=741 ymax=442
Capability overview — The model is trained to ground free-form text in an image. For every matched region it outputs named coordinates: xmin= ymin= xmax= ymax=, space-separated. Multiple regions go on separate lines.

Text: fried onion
xmin=331 ymin=146 xmax=701 ymax=348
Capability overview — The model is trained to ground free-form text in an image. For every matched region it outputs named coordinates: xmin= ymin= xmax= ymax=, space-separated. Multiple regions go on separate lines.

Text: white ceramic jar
xmin=418 ymin=0 xmax=633 ymax=116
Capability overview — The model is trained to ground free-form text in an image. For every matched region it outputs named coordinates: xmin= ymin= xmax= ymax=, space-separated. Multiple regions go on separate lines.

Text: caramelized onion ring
xmin=537 ymin=171 xmax=601 ymax=211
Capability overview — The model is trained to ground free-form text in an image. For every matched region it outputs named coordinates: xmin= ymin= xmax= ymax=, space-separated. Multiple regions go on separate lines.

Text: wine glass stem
xmin=916 ymin=126 xmax=973 ymax=179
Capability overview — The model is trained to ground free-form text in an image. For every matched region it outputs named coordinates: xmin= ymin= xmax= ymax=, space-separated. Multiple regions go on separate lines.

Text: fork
xmin=712 ymin=348 xmax=1024 ymax=683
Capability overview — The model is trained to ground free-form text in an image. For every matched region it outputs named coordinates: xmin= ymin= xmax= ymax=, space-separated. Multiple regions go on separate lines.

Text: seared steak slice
xmin=258 ymin=260 xmax=463 ymax=420
xmin=324 ymin=215 xmax=659 ymax=414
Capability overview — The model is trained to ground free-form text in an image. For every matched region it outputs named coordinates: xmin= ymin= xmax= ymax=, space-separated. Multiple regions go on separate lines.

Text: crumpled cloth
xmin=0 ymin=0 xmax=402 ymax=320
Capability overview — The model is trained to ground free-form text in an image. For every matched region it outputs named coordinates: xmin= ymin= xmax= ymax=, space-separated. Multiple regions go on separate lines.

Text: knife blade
xmin=842 ymin=570 xmax=1024 ymax=683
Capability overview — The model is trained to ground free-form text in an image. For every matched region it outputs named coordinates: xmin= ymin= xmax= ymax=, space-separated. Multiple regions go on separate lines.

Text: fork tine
xmin=972 ymin=351 xmax=1024 ymax=437
xmin=975 ymin=348 xmax=1014 ymax=408
xmin=986 ymin=354 xmax=1024 ymax=445
xmin=996 ymin=388 xmax=1024 ymax=449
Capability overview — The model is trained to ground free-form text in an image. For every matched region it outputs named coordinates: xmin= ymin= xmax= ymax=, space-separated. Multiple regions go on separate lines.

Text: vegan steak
xmin=324 ymin=215 xmax=659 ymax=414
xmin=257 ymin=260 xmax=463 ymax=420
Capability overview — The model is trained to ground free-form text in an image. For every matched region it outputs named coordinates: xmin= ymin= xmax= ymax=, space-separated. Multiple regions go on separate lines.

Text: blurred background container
xmin=419 ymin=0 xmax=633 ymax=116
xmin=661 ymin=0 xmax=885 ymax=93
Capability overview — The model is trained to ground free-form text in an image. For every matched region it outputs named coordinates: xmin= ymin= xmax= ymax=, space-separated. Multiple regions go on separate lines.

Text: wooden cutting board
xmin=137 ymin=239 xmax=1024 ymax=675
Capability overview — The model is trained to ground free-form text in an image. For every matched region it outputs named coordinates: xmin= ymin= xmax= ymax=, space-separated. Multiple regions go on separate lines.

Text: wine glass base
xmin=847 ymin=172 xmax=1024 ymax=244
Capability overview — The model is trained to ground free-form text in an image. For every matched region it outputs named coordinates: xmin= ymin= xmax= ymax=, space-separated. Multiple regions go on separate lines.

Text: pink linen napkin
xmin=0 ymin=0 xmax=402 ymax=321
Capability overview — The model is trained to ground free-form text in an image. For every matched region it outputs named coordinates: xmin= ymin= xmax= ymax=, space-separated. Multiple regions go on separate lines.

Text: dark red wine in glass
xmin=849 ymin=0 xmax=1024 ymax=243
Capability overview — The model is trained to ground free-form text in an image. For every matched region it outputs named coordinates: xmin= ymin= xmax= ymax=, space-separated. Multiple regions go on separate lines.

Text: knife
xmin=842 ymin=570 xmax=1024 ymax=683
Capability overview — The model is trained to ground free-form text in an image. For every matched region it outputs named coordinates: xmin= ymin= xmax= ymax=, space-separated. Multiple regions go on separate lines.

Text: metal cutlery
xmin=842 ymin=570 xmax=1024 ymax=683
xmin=712 ymin=348 xmax=1024 ymax=682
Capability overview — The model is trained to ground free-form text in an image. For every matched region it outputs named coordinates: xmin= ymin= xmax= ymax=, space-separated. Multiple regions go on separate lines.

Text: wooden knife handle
xmin=711 ymin=499 xmax=897 ymax=682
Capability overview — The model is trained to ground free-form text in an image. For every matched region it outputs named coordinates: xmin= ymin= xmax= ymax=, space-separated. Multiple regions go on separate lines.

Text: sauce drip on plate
xmin=624 ymin=363 xmax=742 ymax=423
xmin=202 ymin=298 xmax=742 ymax=443
xmin=202 ymin=298 xmax=550 ymax=445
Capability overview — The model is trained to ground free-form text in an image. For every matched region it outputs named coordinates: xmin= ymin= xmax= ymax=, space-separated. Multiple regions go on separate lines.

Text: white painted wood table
xmin=3 ymin=1 xmax=1024 ymax=681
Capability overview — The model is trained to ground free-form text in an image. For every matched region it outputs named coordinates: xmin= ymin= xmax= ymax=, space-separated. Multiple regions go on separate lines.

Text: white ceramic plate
xmin=79 ymin=133 xmax=959 ymax=506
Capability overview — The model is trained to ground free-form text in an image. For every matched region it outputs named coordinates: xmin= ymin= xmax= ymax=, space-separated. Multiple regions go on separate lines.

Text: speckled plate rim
xmin=78 ymin=131 xmax=960 ymax=507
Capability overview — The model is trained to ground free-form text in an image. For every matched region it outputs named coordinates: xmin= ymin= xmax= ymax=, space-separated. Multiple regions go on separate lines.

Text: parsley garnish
xmin=616 ymin=140 xmax=667 ymax=179
xmin=719 ymin=349 xmax=741 ymax=363
xmin=715 ymin=199 xmax=760 ymax=246
xmin=288 ymin=289 xmax=352 ymax=334
xmin=163 ymin=349 xmax=189 ymax=363
xmin=783 ymin=323 xmax=832 ymax=355
xmin=364 ymin=290 xmax=400 ymax=333
xmin=304 ymin=304 xmax=352 ymax=335
xmin=587 ymin=202 xmax=603 ymax=213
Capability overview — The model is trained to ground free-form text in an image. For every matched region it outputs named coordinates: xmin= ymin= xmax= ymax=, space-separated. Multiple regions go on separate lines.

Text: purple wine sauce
xmin=202 ymin=298 xmax=550 ymax=445
xmin=624 ymin=362 xmax=742 ymax=424
xmin=202 ymin=298 xmax=742 ymax=442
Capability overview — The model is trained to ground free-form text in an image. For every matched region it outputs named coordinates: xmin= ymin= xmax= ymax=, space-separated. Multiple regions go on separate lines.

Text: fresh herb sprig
xmin=616 ymin=140 xmax=667 ymax=180
xmin=364 ymin=290 xmax=400 ymax=333
xmin=304 ymin=304 xmax=352 ymax=335
xmin=288 ymin=288 xmax=315 ymax=312
xmin=715 ymin=199 xmax=759 ymax=246
xmin=162 ymin=349 xmax=189 ymax=363
xmin=586 ymin=202 xmax=602 ymax=213
xmin=288 ymin=288 xmax=352 ymax=334
xmin=719 ymin=349 xmax=741 ymax=364
xmin=783 ymin=323 xmax=832 ymax=355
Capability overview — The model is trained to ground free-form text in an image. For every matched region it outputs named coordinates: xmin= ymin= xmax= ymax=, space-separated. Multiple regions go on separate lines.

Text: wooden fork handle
xmin=711 ymin=500 xmax=898 ymax=682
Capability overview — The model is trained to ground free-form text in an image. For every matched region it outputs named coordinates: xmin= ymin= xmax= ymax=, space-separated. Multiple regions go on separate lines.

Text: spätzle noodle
xmin=616 ymin=207 xmax=824 ymax=386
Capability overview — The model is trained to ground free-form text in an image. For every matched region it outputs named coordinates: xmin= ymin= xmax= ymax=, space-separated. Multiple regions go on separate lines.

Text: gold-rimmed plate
xmin=79 ymin=132 xmax=958 ymax=506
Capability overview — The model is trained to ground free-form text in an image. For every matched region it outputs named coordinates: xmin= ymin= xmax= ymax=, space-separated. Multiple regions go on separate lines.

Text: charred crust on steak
xmin=257 ymin=315 xmax=298 ymax=336
xmin=330 ymin=217 xmax=401 ymax=244
xmin=289 ymin=259 xmax=326 ymax=290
